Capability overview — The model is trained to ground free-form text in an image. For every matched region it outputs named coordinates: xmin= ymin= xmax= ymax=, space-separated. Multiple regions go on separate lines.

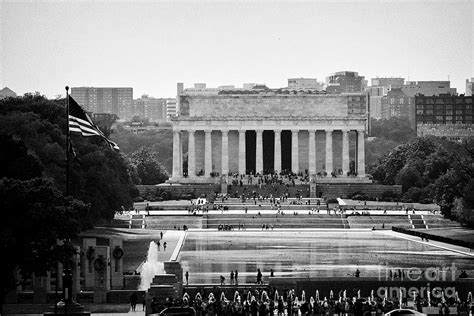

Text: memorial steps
xmin=346 ymin=216 xmax=412 ymax=229
xmin=226 ymin=184 xmax=310 ymax=199
xmin=203 ymin=214 xmax=347 ymax=229
xmin=422 ymin=215 xmax=463 ymax=228
xmin=144 ymin=216 xmax=204 ymax=230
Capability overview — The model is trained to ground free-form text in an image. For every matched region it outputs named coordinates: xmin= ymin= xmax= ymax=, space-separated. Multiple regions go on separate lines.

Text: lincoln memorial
xmin=169 ymin=86 xmax=368 ymax=184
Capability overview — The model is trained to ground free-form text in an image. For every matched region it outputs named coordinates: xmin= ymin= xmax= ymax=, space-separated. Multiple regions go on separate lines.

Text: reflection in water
xmin=178 ymin=231 xmax=473 ymax=284
xmin=139 ymin=241 xmax=164 ymax=290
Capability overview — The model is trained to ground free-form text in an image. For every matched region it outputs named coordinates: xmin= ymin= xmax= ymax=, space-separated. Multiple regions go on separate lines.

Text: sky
xmin=1 ymin=0 xmax=473 ymax=98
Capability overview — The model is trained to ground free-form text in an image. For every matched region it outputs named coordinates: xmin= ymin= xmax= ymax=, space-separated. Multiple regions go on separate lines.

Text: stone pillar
xmin=308 ymin=130 xmax=316 ymax=175
xmin=187 ymin=130 xmax=195 ymax=177
xmin=172 ymin=130 xmax=181 ymax=178
xmin=221 ymin=130 xmax=229 ymax=176
xmin=255 ymin=130 xmax=263 ymax=174
xmin=291 ymin=130 xmax=299 ymax=173
xmin=357 ymin=130 xmax=366 ymax=177
xmin=325 ymin=130 xmax=333 ymax=175
xmin=238 ymin=130 xmax=246 ymax=174
xmin=83 ymin=238 xmax=96 ymax=290
xmin=109 ymin=238 xmax=123 ymax=290
xmin=274 ymin=130 xmax=281 ymax=173
xmin=204 ymin=130 xmax=212 ymax=176
xmin=342 ymin=130 xmax=350 ymax=176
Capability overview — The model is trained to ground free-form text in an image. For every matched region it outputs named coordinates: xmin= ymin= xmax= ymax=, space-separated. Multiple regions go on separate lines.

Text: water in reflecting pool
xmin=178 ymin=231 xmax=473 ymax=284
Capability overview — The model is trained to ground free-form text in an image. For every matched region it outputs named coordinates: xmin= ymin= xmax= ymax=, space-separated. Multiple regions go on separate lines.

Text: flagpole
xmin=65 ymin=86 xmax=70 ymax=197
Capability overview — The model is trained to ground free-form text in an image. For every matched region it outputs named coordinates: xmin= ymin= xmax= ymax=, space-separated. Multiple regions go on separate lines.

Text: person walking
xmin=130 ymin=292 xmax=138 ymax=311
xmin=185 ymin=271 xmax=189 ymax=285
xmin=230 ymin=270 xmax=234 ymax=285
xmin=235 ymin=270 xmax=239 ymax=285
xmin=163 ymin=241 xmax=167 ymax=251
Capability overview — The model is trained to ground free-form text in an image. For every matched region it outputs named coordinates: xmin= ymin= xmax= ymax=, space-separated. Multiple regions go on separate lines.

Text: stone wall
xmin=316 ymin=183 xmax=402 ymax=199
xmin=137 ymin=184 xmax=221 ymax=199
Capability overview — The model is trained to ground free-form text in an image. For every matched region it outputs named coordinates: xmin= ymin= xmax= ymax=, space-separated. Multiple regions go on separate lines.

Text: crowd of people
xmin=147 ymin=287 xmax=474 ymax=315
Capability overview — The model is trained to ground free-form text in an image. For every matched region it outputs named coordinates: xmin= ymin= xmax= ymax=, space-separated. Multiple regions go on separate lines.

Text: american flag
xmin=68 ymin=95 xmax=119 ymax=150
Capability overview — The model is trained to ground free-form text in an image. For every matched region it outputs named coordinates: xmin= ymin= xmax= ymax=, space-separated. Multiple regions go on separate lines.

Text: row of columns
xmin=172 ymin=129 xmax=366 ymax=178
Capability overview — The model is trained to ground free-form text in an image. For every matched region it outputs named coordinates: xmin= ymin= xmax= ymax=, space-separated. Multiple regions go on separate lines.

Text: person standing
xmin=230 ymin=270 xmax=234 ymax=285
xmin=185 ymin=271 xmax=189 ymax=285
xmin=235 ymin=270 xmax=239 ymax=285
xmin=256 ymin=269 xmax=263 ymax=284
xmin=163 ymin=242 xmax=167 ymax=251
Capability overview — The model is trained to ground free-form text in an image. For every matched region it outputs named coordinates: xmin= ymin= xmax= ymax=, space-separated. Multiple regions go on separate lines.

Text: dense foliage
xmin=366 ymin=117 xmax=416 ymax=168
xmin=0 ymin=94 xmax=136 ymax=302
xmin=370 ymin=136 xmax=474 ymax=226
xmin=110 ymin=125 xmax=173 ymax=174
xmin=129 ymin=146 xmax=169 ymax=184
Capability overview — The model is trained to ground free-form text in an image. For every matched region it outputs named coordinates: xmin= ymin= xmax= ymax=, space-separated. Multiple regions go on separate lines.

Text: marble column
xmin=238 ymin=130 xmax=246 ymax=174
xmin=308 ymin=130 xmax=316 ymax=175
xmin=357 ymin=130 xmax=366 ymax=177
xmin=204 ymin=130 xmax=212 ymax=176
xmin=187 ymin=130 xmax=195 ymax=177
xmin=325 ymin=130 xmax=333 ymax=175
xmin=291 ymin=130 xmax=299 ymax=174
xmin=274 ymin=130 xmax=281 ymax=173
xmin=342 ymin=130 xmax=350 ymax=176
xmin=255 ymin=130 xmax=263 ymax=174
xmin=221 ymin=130 xmax=229 ymax=176
xmin=172 ymin=130 xmax=181 ymax=178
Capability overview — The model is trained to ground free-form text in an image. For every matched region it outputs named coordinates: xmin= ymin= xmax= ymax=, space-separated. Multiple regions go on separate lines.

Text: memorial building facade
xmin=170 ymin=85 xmax=368 ymax=183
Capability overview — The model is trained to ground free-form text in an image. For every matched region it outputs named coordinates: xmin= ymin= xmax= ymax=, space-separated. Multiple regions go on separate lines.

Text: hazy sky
xmin=1 ymin=0 xmax=472 ymax=98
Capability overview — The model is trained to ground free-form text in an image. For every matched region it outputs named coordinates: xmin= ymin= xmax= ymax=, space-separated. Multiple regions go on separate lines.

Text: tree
xmin=110 ymin=126 xmax=173 ymax=173
xmin=129 ymin=146 xmax=169 ymax=184
xmin=0 ymin=94 xmax=138 ymax=306
xmin=0 ymin=178 xmax=88 ymax=311
xmin=370 ymin=117 xmax=416 ymax=143
xmin=0 ymin=94 xmax=137 ymax=223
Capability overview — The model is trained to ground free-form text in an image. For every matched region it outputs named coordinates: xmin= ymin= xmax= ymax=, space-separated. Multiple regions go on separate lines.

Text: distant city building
xmin=415 ymin=94 xmax=473 ymax=141
xmin=326 ymin=71 xmax=366 ymax=94
xmin=166 ymin=99 xmax=178 ymax=120
xmin=133 ymin=95 xmax=167 ymax=122
xmin=381 ymin=88 xmax=415 ymax=129
xmin=371 ymin=77 xmax=405 ymax=87
xmin=287 ymin=78 xmax=324 ymax=90
xmin=0 ymin=87 xmax=17 ymax=99
xmin=466 ymin=78 xmax=473 ymax=96
xmin=401 ymin=81 xmax=456 ymax=97
xmin=366 ymin=78 xmax=405 ymax=120
xmin=70 ymin=87 xmax=133 ymax=120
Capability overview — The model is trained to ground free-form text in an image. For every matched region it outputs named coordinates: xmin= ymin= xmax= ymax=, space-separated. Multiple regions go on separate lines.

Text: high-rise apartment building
xmin=133 ymin=95 xmax=167 ymax=122
xmin=466 ymin=78 xmax=473 ymax=96
xmin=166 ymin=99 xmax=178 ymax=120
xmin=415 ymin=94 xmax=473 ymax=141
xmin=381 ymin=88 xmax=415 ymax=129
xmin=70 ymin=87 xmax=133 ymax=120
xmin=366 ymin=78 xmax=405 ymax=120
xmin=326 ymin=71 xmax=366 ymax=94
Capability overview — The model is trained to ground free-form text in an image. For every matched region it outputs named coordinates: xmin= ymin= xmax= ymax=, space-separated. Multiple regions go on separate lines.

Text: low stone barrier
xmin=392 ymin=226 xmax=474 ymax=249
